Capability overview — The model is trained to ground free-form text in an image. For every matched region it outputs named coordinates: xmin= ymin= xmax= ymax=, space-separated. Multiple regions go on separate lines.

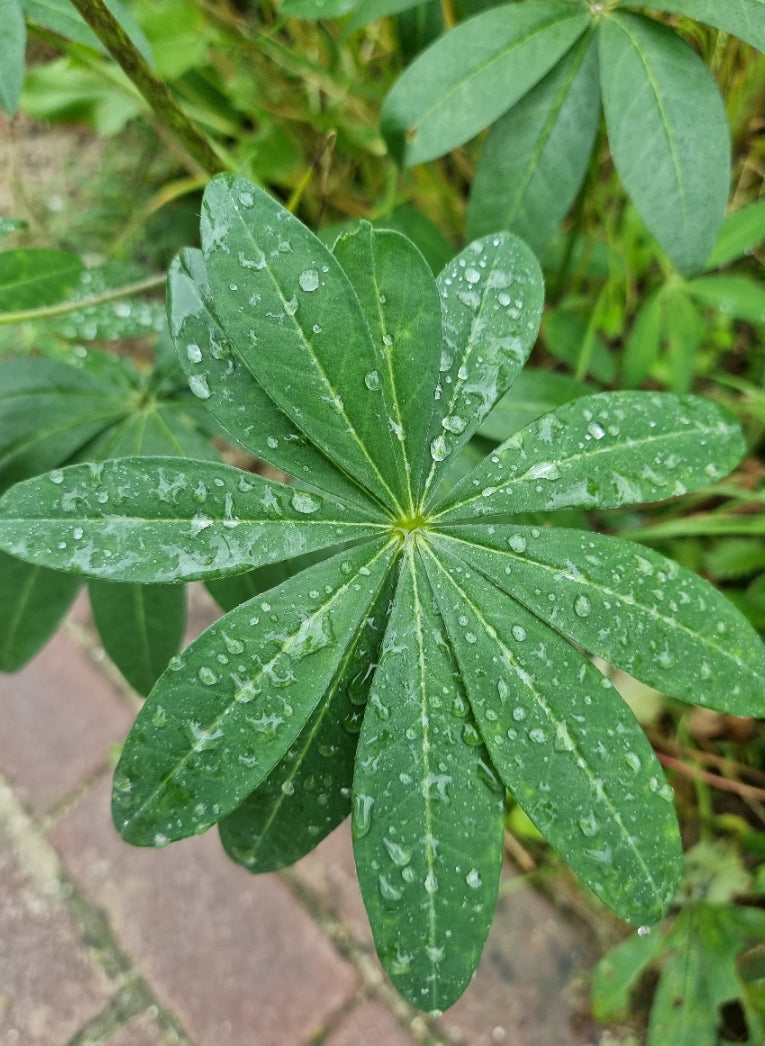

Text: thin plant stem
xmin=0 ymin=275 xmax=166 ymax=326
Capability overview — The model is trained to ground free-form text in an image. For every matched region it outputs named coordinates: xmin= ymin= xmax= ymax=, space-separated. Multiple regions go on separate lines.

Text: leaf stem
xmin=0 ymin=274 xmax=167 ymax=325
xmin=67 ymin=0 xmax=225 ymax=175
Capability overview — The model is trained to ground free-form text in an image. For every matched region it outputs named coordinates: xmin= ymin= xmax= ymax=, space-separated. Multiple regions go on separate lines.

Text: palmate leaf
xmin=1 ymin=175 xmax=764 ymax=1013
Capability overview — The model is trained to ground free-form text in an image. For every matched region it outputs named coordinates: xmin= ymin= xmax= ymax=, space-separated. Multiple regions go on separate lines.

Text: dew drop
xmin=430 ymin=436 xmax=448 ymax=461
xmin=364 ymin=370 xmax=382 ymax=391
xmin=290 ymin=490 xmax=322 ymax=514
xmin=511 ymin=625 xmax=526 ymax=643
xmin=379 ymin=875 xmax=402 ymax=902
xmin=528 ymin=728 xmax=546 ymax=744
xmin=198 ymin=666 xmax=219 ymax=685
xmin=188 ymin=374 xmax=211 ymax=400
xmin=465 ymin=868 xmax=482 ymax=889
xmin=424 ymin=869 xmax=438 ymax=894
xmin=353 ymin=793 xmax=374 ymax=837
xmin=186 ymin=343 xmax=203 ymax=364
xmin=382 ymin=837 xmax=411 ymax=867
xmin=507 ymin=534 xmax=527 ymax=554
xmin=50 ymin=469 xmax=64 ymax=484
xmin=573 ymin=595 xmax=592 ymax=618
xmin=298 ymin=268 xmax=320 ymax=292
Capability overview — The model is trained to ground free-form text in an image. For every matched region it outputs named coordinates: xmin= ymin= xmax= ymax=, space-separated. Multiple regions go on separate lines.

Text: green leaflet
xmin=0 ymin=249 xmax=84 ymax=311
xmin=616 ymin=0 xmax=765 ymax=54
xmin=75 ymin=404 xmax=222 ymax=462
xmin=168 ymin=249 xmax=377 ymax=513
xmin=433 ymin=527 xmax=765 ymax=717
xmin=332 ymin=224 xmax=443 ymax=509
xmin=422 ymin=233 xmax=544 ymax=506
xmin=432 ymin=392 xmax=745 ymax=521
xmin=112 ymin=538 xmax=397 ymax=844
xmin=598 ymin=13 xmax=730 ymax=276
xmin=199 ymin=176 xmax=410 ymax=514
xmin=420 ymin=539 xmax=682 ymax=924
xmin=0 ymin=457 xmax=386 ymax=582
xmin=705 ymin=200 xmax=765 ymax=269
xmin=89 ymin=580 xmax=186 ymax=696
xmin=0 ymin=551 xmax=80 ymax=671
xmin=0 ymin=0 xmax=25 ymax=116
xmin=219 ymin=571 xmax=395 ymax=872
xmin=354 ymin=545 xmax=505 ymax=1012
xmin=477 ymin=368 xmax=592 ymax=443
xmin=466 ymin=29 xmax=600 ymax=252
xmin=685 ymin=275 xmax=765 ymax=325
xmin=380 ymin=0 xmax=591 ymax=166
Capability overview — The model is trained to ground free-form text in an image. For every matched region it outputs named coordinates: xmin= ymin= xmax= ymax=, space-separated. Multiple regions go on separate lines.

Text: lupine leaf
xmin=466 ymin=29 xmax=600 ymax=252
xmin=89 ymin=580 xmax=186 ymax=696
xmin=0 ymin=0 xmax=25 ymax=116
xmin=434 ymin=527 xmax=765 ymax=716
xmin=219 ymin=572 xmax=395 ymax=872
xmin=0 ymin=457 xmax=387 ymax=582
xmin=477 ymin=368 xmax=592 ymax=443
xmin=420 ymin=538 xmax=682 ymax=924
xmin=0 ymin=249 xmax=83 ymax=311
xmin=422 ymin=232 xmax=544 ymax=506
xmin=199 ymin=176 xmax=411 ymax=514
xmin=0 ymin=551 xmax=80 ymax=671
xmin=685 ymin=275 xmax=765 ymax=325
xmin=705 ymin=200 xmax=765 ymax=269
xmin=615 ymin=0 xmax=765 ymax=53
xmin=432 ymin=392 xmax=745 ymax=521
xmin=354 ymin=545 xmax=505 ymax=1012
xmin=111 ymin=538 xmax=397 ymax=844
xmin=599 ymin=13 xmax=730 ymax=276
xmin=380 ymin=0 xmax=591 ymax=166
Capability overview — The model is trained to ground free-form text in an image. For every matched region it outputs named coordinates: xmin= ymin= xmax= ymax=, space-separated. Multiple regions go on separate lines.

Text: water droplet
xmin=573 ymin=595 xmax=592 ymax=618
xmin=298 ymin=268 xmax=320 ymax=292
xmin=528 ymin=728 xmax=546 ymax=744
xmin=284 ymin=296 xmax=298 ymax=316
xmin=442 ymin=415 xmax=466 ymax=434
xmin=637 ymin=925 xmax=651 ymax=937
xmin=424 ymin=869 xmax=438 ymax=894
xmin=578 ymin=812 xmax=599 ymax=837
xmin=364 ymin=370 xmax=381 ymax=391
xmin=382 ymin=837 xmax=411 ymax=866
xmin=221 ymin=632 xmax=245 ymax=655
xmin=188 ymin=374 xmax=211 ymax=400
xmin=72 ymin=526 xmax=84 ymax=540
xmin=281 ymin=779 xmax=295 ymax=796
xmin=49 ymin=470 xmax=64 ymax=484
xmin=186 ymin=343 xmax=203 ymax=363
xmin=426 ymin=945 xmax=444 ymax=963
xmin=430 ymin=436 xmax=448 ymax=461
xmin=290 ymin=490 xmax=322 ymax=514
xmin=153 ymin=832 xmax=169 ymax=848
xmin=624 ymin=751 xmax=642 ymax=772
xmin=465 ymin=868 xmax=482 ymax=889
xmin=464 ymin=632 xmax=477 ymax=644
xmin=198 ymin=666 xmax=219 ymax=685
xmin=461 ymin=723 xmax=483 ymax=746
xmin=512 ymin=707 xmax=526 ymax=721
xmin=353 ymin=793 xmax=374 ymax=837
xmin=507 ymin=534 xmax=527 ymax=554
xmin=379 ymin=875 xmax=402 ymax=902
xmin=587 ymin=422 xmax=606 ymax=440
xmin=465 ymin=267 xmax=481 ymax=285
xmin=511 ymin=625 xmax=526 ymax=642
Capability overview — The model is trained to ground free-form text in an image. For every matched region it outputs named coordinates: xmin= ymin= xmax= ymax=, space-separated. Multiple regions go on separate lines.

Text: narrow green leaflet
xmin=616 ymin=0 xmax=765 ymax=53
xmin=332 ymin=223 xmax=443 ymax=508
xmin=591 ymin=922 xmax=671 ymax=1022
xmin=705 ymin=200 xmax=765 ymax=269
xmin=0 ymin=551 xmax=80 ymax=672
xmin=219 ymin=574 xmax=394 ymax=872
xmin=0 ymin=0 xmax=25 ymax=116
xmin=432 ymin=392 xmax=745 ymax=521
xmin=422 ymin=233 xmax=544 ymax=506
xmin=354 ymin=545 xmax=505 ymax=1012
xmin=168 ymin=249 xmax=377 ymax=513
xmin=599 ymin=13 xmax=730 ymax=276
xmin=685 ymin=275 xmax=765 ymax=325
xmin=74 ymin=405 xmax=221 ymax=463
xmin=0 ymin=357 xmax=130 ymax=492
xmin=112 ymin=538 xmax=396 ymax=845
xmin=89 ymin=580 xmax=186 ymax=696
xmin=200 ymin=176 xmax=409 ymax=514
xmin=420 ymin=539 xmax=682 ymax=924
xmin=623 ymin=291 xmax=664 ymax=388
xmin=466 ymin=30 xmax=600 ymax=252
xmin=380 ymin=0 xmax=591 ymax=166
xmin=0 ymin=249 xmax=83 ymax=311
xmin=0 ymin=457 xmax=386 ymax=582
xmin=436 ymin=527 xmax=765 ymax=716
xmin=477 ymin=369 xmax=592 ymax=443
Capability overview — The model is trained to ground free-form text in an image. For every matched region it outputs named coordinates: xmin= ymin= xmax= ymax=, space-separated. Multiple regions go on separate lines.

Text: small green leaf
xmin=0 ymin=0 xmax=25 ymax=116
xmin=432 ymin=392 xmax=745 ymax=520
xmin=599 ymin=13 xmax=730 ymax=275
xmin=466 ymin=29 xmax=600 ymax=252
xmin=422 ymin=232 xmax=544 ymax=506
xmin=89 ymin=580 xmax=186 ymax=696
xmin=381 ymin=0 xmax=591 ymax=166
xmin=354 ymin=546 xmax=505 ymax=1012
xmin=478 ymin=369 xmax=593 ymax=443
xmin=0 ymin=551 xmax=80 ymax=671
xmin=685 ymin=275 xmax=765 ymax=325
xmin=0 ymin=457 xmax=387 ymax=582
xmin=219 ymin=572 xmax=394 ymax=872
xmin=111 ymin=538 xmax=396 ymax=845
xmin=421 ymin=538 xmax=682 ymax=924
xmin=438 ymin=526 xmax=765 ymax=716
xmin=614 ymin=0 xmax=765 ymax=54
xmin=704 ymin=200 xmax=765 ymax=269
xmin=332 ymin=223 xmax=443 ymax=508
xmin=0 ymin=249 xmax=83 ymax=311
xmin=592 ymin=924 xmax=671 ymax=1021
xmin=623 ymin=291 xmax=663 ymax=388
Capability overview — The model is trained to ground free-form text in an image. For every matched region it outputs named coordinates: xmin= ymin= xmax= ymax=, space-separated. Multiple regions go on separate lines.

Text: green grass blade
xmin=112 ymin=538 xmax=397 ymax=845
xmin=599 ymin=13 xmax=730 ymax=275
xmin=0 ymin=458 xmax=387 ymax=582
xmin=332 ymin=224 xmax=443 ymax=510
xmin=381 ymin=0 xmax=591 ymax=166
xmin=353 ymin=544 xmax=505 ymax=1012
xmin=422 ymin=233 xmax=544 ymax=508
xmin=467 ymin=29 xmax=600 ymax=253
xmin=421 ymin=537 xmax=682 ymax=924
xmin=432 ymin=392 xmax=745 ymax=520
xmin=435 ymin=526 xmax=765 ymax=717
xmin=200 ymin=175 xmax=410 ymax=514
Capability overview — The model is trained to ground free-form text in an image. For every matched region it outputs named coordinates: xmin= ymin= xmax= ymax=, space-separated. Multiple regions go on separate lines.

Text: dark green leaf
xmin=89 ymin=580 xmax=186 ymax=696
xmin=381 ymin=0 xmax=591 ymax=165
xmin=0 ymin=0 xmax=25 ymax=116
xmin=432 ymin=392 xmax=745 ymax=520
xmin=599 ymin=13 xmax=730 ymax=275
xmin=354 ymin=545 xmax=505 ymax=1012
xmin=0 ymin=457 xmax=388 ymax=582
xmin=0 ymin=551 xmax=80 ymax=671
xmin=615 ymin=0 xmax=765 ymax=53
xmin=0 ymin=249 xmax=83 ymax=311
xmin=75 ymin=404 xmax=221 ymax=462
xmin=478 ymin=369 xmax=593 ymax=443
xmin=421 ymin=537 xmax=682 ymax=924
xmin=466 ymin=29 xmax=600 ymax=252
xmin=111 ymin=538 xmax=397 ymax=845
xmin=435 ymin=526 xmax=765 ymax=716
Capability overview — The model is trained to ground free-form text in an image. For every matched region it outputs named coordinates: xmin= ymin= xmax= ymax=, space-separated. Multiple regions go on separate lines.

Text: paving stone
xmin=0 ymin=626 xmax=134 ymax=814
xmin=0 ymin=778 xmax=114 ymax=1046
xmin=103 ymin=1011 xmax=179 ymax=1046
xmin=322 ymin=999 xmax=417 ymax=1046
xmin=50 ymin=777 xmax=361 ymax=1046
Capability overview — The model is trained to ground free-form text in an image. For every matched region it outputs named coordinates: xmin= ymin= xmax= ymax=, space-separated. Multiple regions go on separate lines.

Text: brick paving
xmin=0 ymin=586 xmax=610 ymax=1046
